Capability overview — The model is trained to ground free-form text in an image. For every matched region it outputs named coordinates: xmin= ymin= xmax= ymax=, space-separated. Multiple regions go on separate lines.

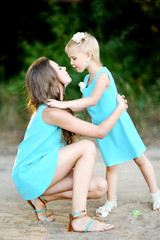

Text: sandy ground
xmin=0 ymin=132 xmax=160 ymax=240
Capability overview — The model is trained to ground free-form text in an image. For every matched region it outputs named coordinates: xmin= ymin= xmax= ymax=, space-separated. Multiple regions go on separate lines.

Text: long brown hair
xmin=25 ymin=57 xmax=78 ymax=145
xmin=26 ymin=57 xmax=62 ymax=112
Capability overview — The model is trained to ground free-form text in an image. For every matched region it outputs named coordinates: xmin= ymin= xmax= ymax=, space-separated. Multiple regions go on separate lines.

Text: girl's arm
xmin=43 ymin=95 xmax=127 ymax=139
xmin=47 ymin=73 xmax=109 ymax=111
xmin=67 ymin=95 xmax=87 ymax=112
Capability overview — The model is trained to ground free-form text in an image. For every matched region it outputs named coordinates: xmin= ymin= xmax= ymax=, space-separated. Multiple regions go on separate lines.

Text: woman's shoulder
xmin=43 ymin=107 xmax=71 ymax=125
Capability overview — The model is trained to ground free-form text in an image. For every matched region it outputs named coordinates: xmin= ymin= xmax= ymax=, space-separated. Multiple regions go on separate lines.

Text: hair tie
xmin=72 ymin=32 xmax=87 ymax=43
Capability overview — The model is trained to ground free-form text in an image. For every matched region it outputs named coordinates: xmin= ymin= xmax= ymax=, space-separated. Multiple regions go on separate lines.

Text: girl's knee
xmin=134 ymin=153 xmax=146 ymax=165
xmin=107 ymin=165 xmax=118 ymax=173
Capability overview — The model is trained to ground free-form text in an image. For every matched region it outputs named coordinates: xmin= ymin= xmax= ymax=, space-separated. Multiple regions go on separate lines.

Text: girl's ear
xmin=86 ymin=51 xmax=92 ymax=61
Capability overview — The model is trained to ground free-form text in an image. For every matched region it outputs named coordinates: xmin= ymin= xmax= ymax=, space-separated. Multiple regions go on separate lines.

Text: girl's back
xmin=82 ymin=67 xmax=146 ymax=167
xmin=83 ymin=67 xmax=118 ymax=124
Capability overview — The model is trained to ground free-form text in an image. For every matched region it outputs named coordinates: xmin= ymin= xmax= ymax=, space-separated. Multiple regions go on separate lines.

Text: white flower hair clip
xmin=72 ymin=32 xmax=87 ymax=43
xmin=78 ymin=82 xmax=86 ymax=93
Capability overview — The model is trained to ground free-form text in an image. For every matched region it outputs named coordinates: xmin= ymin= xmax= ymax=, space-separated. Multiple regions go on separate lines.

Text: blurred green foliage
xmin=0 ymin=0 xmax=159 ymax=136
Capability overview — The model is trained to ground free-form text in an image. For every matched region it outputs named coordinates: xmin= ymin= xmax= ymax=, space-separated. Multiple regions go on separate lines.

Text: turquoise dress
xmin=12 ymin=105 xmax=63 ymax=200
xmin=82 ymin=67 xmax=146 ymax=166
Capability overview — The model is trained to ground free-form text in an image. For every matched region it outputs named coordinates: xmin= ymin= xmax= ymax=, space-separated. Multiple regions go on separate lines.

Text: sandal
xmin=151 ymin=189 xmax=160 ymax=211
xmin=96 ymin=197 xmax=117 ymax=218
xmin=27 ymin=196 xmax=54 ymax=221
xmin=68 ymin=209 xmax=114 ymax=232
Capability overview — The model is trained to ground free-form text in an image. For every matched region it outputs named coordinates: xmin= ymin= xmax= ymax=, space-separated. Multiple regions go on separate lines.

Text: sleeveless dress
xmin=82 ymin=67 xmax=146 ymax=166
xmin=12 ymin=104 xmax=63 ymax=200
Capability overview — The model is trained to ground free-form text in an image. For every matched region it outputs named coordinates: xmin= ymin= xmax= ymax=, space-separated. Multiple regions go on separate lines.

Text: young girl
xmin=47 ymin=32 xmax=160 ymax=217
xmin=12 ymin=57 xmax=128 ymax=232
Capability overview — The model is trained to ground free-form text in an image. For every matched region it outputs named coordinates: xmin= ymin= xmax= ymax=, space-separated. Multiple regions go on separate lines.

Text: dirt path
xmin=0 ymin=133 xmax=160 ymax=240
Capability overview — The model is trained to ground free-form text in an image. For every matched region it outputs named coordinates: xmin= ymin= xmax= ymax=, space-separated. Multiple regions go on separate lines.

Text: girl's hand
xmin=47 ymin=99 xmax=66 ymax=109
xmin=117 ymin=94 xmax=128 ymax=111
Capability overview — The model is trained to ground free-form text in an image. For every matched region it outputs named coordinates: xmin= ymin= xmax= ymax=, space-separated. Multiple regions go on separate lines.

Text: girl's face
xmin=49 ymin=60 xmax=72 ymax=87
xmin=66 ymin=46 xmax=88 ymax=73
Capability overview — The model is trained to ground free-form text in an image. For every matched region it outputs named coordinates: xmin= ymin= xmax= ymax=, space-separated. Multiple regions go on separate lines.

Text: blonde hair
xmin=65 ymin=32 xmax=101 ymax=65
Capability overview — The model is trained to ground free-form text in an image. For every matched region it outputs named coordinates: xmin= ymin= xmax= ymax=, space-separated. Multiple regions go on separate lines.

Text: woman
xmin=12 ymin=57 xmax=128 ymax=232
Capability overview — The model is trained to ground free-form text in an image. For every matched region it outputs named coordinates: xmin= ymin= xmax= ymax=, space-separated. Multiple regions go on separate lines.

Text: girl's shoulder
xmin=97 ymin=67 xmax=115 ymax=83
xmin=98 ymin=67 xmax=111 ymax=76
xmin=91 ymin=67 xmax=111 ymax=83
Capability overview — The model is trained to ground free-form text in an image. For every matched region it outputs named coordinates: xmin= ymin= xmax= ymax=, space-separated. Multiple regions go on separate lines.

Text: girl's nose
xmin=70 ymin=59 xmax=73 ymax=65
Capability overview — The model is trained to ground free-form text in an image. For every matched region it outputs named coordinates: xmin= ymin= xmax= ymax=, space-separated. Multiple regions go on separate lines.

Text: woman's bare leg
xmin=31 ymin=139 xmax=113 ymax=231
xmin=43 ymin=171 xmax=108 ymax=201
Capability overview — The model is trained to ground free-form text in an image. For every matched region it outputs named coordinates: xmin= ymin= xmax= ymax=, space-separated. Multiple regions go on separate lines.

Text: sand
xmin=0 ymin=133 xmax=160 ymax=240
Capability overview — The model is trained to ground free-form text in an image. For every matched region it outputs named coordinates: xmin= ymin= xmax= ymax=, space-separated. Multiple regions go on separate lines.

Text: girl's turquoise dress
xmin=82 ymin=67 xmax=146 ymax=166
xmin=12 ymin=105 xmax=63 ymax=200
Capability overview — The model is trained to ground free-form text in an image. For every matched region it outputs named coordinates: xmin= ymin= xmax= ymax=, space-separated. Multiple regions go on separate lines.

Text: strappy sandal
xmin=151 ymin=189 xmax=160 ymax=211
xmin=96 ymin=197 xmax=117 ymax=218
xmin=27 ymin=196 xmax=54 ymax=221
xmin=68 ymin=209 xmax=114 ymax=232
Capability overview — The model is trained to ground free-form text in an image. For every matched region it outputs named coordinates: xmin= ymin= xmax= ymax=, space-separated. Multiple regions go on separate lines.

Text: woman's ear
xmin=58 ymin=83 xmax=64 ymax=101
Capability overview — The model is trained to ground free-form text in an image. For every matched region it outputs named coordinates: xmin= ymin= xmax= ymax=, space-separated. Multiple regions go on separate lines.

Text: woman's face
xmin=49 ymin=60 xmax=72 ymax=87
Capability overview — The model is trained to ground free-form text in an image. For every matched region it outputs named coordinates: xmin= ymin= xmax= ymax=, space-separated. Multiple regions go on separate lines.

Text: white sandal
xmin=151 ymin=189 xmax=160 ymax=210
xmin=96 ymin=197 xmax=117 ymax=218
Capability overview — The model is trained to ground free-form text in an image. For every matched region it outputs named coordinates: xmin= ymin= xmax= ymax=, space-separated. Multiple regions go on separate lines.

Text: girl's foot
xmin=151 ymin=189 xmax=160 ymax=211
xmin=69 ymin=210 xmax=114 ymax=232
xmin=28 ymin=196 xmax=54 ymax=221
xmin=95 ymin=197 xmax=117 ymax=218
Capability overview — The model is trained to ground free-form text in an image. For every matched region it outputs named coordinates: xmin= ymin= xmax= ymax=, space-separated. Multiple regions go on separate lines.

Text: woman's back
xmin=12 ymin=104 xmax=62 ymax=200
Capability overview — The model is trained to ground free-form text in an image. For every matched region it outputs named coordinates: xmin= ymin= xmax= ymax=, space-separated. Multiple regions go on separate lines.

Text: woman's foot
xmin=151 ymin=189 xmax=160 ymax=211
xmin=28 ymin=196 xmax=54 ymax=221
xmin=69 ymin=210 xmax=114 ymax=232
xmin=95 ymin=197 xmax=117 ymax=218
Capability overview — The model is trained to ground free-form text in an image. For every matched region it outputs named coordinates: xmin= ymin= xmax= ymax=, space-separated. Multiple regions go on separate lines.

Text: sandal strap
xmin=151 ymin=189 xmax=160 ymax=210
xmin=34 ymin=207 xmax=46 ymax=213
xmin=85 ymin=217 xmax=95 ymax=233
xmin=70 ymin=210 xmax=95 ymax=232
xmin=151 ymin=189 xmax=160 ymax=202
xmin=72 ymin=209 xmax=87 ymax=217
xmin=38 ymin=196 xmax=47 ymax=205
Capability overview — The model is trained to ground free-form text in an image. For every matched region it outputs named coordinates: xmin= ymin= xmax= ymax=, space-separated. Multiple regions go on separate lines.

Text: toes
xmin=47 ymin=215 xmax=54 ymax=222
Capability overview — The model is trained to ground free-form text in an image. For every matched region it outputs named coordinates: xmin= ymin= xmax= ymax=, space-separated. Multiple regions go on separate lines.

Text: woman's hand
xmin=47 ymin=99 xmax=66 ymax=109
xmin=117 ymin=94 xmax=128 ymax=111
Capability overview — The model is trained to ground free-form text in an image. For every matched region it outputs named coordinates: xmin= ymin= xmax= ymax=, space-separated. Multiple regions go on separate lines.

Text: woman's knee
xmin=90 ymin=176 xmax=108 ymax=198
xmin=80 ymin=139 xmax=97 ymax=157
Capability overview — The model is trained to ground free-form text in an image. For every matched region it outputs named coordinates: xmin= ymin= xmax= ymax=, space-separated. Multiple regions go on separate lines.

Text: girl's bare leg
xmin=134 ymin=153 xmax=160 ymax=211
xmin=106 ymin=165 xmax=119 ymax=201
xmin=134 ymin=153 xmax=158 ymax=193
xmin=95 ymin=165 xmax=118 ymax=217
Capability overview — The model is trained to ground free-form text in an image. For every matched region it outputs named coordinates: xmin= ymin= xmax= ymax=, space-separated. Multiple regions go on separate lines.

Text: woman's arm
xmin=47 ymin=73 xmax=109 ymax=111
xmin=43 ymin=95 xmax=127 ymax=139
